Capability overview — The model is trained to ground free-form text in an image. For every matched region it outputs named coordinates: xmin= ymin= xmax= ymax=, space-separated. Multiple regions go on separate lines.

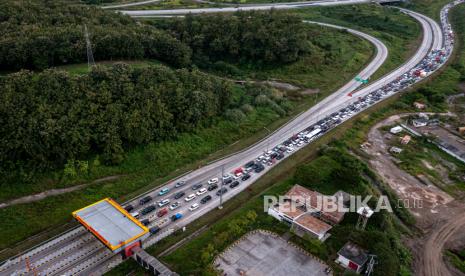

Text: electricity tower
xmin=84 ymin=24 xmax=95 ymax=69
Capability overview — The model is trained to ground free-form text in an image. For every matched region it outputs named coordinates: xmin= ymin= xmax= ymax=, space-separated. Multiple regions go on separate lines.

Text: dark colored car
xmin=124 ymin=204 xmax=134 ymax=212
xmin=207 ymin=184 xmax=219 ymax=191
xmin=174 ymin=191 xmax=185 ymax=199
xmin=201 ymin=195 xmax=212 ymax=204
xmin=276 ymin=153 xmax=285 ymax=160
xmin=254 ymin=164 xmax=265 ymax=173
xmin=241 ymin=174 xmax=251 ymax=181
xmin=149 ymin=227 xmax=160 ymax=235
xmin=245 ymin=161 xmax=255 ymax=168
xmin=192 ymin=183 xmax=203 ymax=190
xmin=139 ymin=196 xmax=152 ymax=205
xmin=224 ymin=178 xmax=233 ymax=185
xmin=216 ymin=187 xmax=228 ymax=196
xmin=270 ymin=152 xmax=278 ymax=159
xmin=141 ymin=205 xmax=156 ymax=215
xmin=140 ymin=218 xmax=150 ymax=226
xmin=230 ymin=181 xmax=240 ymax=188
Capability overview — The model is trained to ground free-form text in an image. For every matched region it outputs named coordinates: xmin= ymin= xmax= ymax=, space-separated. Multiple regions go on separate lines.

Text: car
xmin=230 ymin=181 xmax=240 ymax=188
xmin=169 ymin=201 xmax=180 ymax=210
xmin=189 ymin=203 xmax=200 ymax=211
xmin=201 ymin=195 xmax=212 ymax=204
xmin=192 ymin=183 xmax=203 ymax=190
xmin=140 ymin=218 xmax=150 ymax=226
xmin=158 ymin=199 xmax=170 ymax=207
xmin=140 ymin=205 xmax=156 ymax=215
xmin=196 ymin=188 xmax=207 ymax=196
xmin=208 ymin=184 xmax=219 ymax=191
xmin=175 ymin=181 xmax=186 ymax=188
xmin=174 ymin=192 xmax=185 ymax=200
xmin=185 ymin=194 xmax=196 ymax=202
xmin=130 ymin=211 xmax=140 ymax=218
xmin=216 ymin=187 xmax=228 ymax=196
xmin=254 ymin=164 xmax=265 ymax=173
xmin=224 ymin=178 xmax=233 ymax=185
xmin=207 ymin=178 xmax=219 ymax=185
xmin=124 ymin=204 xmax=134 ymax=212
xmin=149 ymin=226 xmax=160 ymax=235
xmin=276 ymin=153 xmax=285 ymax=160
xmin=139 ymin=196 xmax=152 ymax=205
xmin=157 ymin=208 xmax=168 ymax=217
xmin=158 ymin=188 xmax=170 ymax=196
xmin=171 ymin=213 xmax=183 ymax=221
xmin=245 ymin=161 xmax=255 ymax=168
xmin=241 ymin=174 xmax=251 ymax=181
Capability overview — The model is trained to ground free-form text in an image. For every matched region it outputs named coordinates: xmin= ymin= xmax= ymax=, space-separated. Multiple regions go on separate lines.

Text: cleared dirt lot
xmin=214 ymin=230 xmax=329 ymax=276
xmin=364 ymin=114 xmax=465 ymax=276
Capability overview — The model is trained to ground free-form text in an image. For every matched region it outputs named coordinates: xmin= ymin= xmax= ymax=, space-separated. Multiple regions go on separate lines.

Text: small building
xmin=336 ymin=242 xmax=369 ymax=274
xmin=400 ymin=135 xmax=411 ymax=145
xmin=413 ymin=101 xmax=426 ymax=109
xmin=458 ymin=126 xmax=465 ymax=135
xmin=291 ymin=214 xmax=332 ymax=241
xmin=390 ymin=126 xmax=403 ymax=134
xmin=390 ymin=146 xmax=403 ymax=154
xmin=412 ymin=118 xmax=428 ymax=128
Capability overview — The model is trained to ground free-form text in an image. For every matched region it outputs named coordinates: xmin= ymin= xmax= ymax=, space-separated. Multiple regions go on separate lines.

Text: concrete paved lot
xmin=214 ymin=231 xmax=328 ymax=276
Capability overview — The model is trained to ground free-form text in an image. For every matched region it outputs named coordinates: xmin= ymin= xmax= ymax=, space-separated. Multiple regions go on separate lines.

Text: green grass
xmin=54 ymin=60 xmax=161 ymax=75
xmin=446 ymin=250 xmax=465 ymax=273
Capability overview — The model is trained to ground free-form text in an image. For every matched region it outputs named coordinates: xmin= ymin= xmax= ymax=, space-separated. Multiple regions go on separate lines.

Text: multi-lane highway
xmin=1 ymin=0 xmax=462 ymax=274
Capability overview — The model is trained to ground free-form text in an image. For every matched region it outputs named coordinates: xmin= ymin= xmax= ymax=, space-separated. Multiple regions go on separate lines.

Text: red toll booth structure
xmin=72 ymin=198 xmax=149 ymax=258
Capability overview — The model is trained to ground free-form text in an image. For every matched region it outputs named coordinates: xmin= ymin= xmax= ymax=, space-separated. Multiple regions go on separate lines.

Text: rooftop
xmin=72 ymin=198 xmax=149 ymax=251
xmin=294 ymin=214 xmax=332 ymax=235
xmin=337 ymin=242 xmax=369 ymax=266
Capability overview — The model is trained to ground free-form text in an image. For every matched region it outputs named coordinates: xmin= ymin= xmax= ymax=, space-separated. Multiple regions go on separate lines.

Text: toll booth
xmin=72 ymin=198 xmax=149 ymax=257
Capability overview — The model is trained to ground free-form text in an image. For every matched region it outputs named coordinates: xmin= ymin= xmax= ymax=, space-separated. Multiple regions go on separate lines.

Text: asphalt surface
xmin=0 ymin=0 xmax=455 ymax=275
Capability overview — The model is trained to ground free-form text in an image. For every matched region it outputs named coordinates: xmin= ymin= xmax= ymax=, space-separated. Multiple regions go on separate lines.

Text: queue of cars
xmin=128 ymin=2 xmax=462 ymax=236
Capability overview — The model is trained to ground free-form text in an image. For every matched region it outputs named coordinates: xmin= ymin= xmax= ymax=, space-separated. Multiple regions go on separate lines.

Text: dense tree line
xmin=155 ymin=11 xmax=311 ymax=66
xmin=0 ymin=0 xmax=191 ymax=70
xmin=0 ymin=64 xmax=233 ymax=175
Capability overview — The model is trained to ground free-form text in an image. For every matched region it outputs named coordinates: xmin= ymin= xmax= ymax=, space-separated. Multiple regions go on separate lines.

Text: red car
xmin=157 ymin=208 xmax=168 ymax=217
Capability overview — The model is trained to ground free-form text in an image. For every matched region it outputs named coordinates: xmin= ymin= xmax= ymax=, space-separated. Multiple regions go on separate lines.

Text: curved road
xmin=1 ymin=0 xmax=461 ymax=275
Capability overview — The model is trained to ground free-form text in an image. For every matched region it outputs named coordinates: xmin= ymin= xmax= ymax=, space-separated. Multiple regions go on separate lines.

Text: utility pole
xmin=218 ymin=165 xmax=224 ymax=209
xmin=84 ymin=24 xmax=95 ymax=69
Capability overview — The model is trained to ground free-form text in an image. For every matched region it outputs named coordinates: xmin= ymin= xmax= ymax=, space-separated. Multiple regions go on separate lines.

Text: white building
xmin=336 ymin=242 xmax=369 ymax=274
xmin=390 ymin=126 xmax=403 ymax=134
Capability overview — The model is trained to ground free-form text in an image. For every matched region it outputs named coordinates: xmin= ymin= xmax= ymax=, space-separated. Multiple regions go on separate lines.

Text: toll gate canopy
xmin=72 ymin=198 xmax=149 ymax=253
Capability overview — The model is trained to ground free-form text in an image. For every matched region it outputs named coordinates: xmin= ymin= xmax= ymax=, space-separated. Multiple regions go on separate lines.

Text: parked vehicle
xmin=158 ymin=199 xmax=170 ymax=207
xmin=158 ymin=188 xmax=170 ymax=196
xmin=241 ymin=174 xmax=251 ymax=181
xmin=124 ymin=204 xmax=134 ymax=212
xmin=175 ymin=181 xmax=186 ymax=188
xmin=196 ymin=188 xmax=207 ymax=196
xmin=139 ymin=196 xmax=152 ymax=205
xmin=171 ymin=213 xmax=183 ymax=221
xmin=189 ymin=203 xmax=200 ymax=211
xmin=192 ymin=183 xmax=203 ymax=190
xmin=140 ymin=205 xmax=156 ymax=215
xmin=169 ymin=202 xmax=180 ymax=210
xmin=157 ymin=208 xmax=168 ymax=217
xmin=174 ymin=191 xmax=185 ymax=199
xmin=185 ymin=194 xmax=196 ymax=202
xmin=230 ymin=181 xmax=240 ymax=188
xmin=216 ymin=187 xmax=228 ymax=196
xmin=201 ymin=195 xmax=212 ymax=204
xmin=207 ymin=184 xmax=219 ymax=191
xmin=149 ymin=227 xmax=160 ymax=235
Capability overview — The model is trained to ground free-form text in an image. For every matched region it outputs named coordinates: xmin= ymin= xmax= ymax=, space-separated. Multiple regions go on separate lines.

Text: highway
xmin=0 ymin=0 xmax=461 ymax=274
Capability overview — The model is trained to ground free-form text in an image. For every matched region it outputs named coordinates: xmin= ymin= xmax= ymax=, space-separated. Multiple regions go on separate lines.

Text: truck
xmin=305 ymin=128 xmax=322 ymax=140
xmin=171 ymin=213 xmax=183 ymax=221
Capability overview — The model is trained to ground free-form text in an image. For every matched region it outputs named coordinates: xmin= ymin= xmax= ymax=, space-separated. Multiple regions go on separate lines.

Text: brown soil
xmin=364 ymin=114 xmax=465 ymax=276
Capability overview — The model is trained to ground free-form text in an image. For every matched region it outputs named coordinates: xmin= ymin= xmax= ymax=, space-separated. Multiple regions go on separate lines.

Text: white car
xmin=189 ymin=203 xmax=200 ymax=211
xmin=158 ymin=199 xmax=170 ymax=207
xmin=130 ymin=211 xmax=139 ymax=218
xmin=196 ymin=188 xmax=207 ymax=196
xmin=185 ymin=194 xmax=196 ymax=202
xmin=169 ymin=202 xmax=180 ymax=210
xmin=208 ymin=178 xmax=219 ymax=185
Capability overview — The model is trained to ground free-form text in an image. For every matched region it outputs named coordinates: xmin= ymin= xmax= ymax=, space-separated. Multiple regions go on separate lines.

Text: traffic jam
xmin=123 ymin=1 xmax=462 ymax=237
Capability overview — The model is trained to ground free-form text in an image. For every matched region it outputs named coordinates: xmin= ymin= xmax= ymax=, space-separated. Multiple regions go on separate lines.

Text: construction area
xmin=214 ymin=230 xmax=330 ymax=276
